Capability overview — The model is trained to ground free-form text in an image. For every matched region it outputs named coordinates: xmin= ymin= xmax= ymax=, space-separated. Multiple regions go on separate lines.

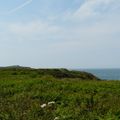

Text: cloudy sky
xmin=0 ymin=0 xmax=120 ymax=68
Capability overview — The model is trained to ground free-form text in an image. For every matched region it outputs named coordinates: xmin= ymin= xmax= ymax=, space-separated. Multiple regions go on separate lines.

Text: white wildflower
xmin=40 ymin=103 xmax=47 ymax=108
xmin=54 ymin=117 xmax=59 ymax=120
xmin=48 ymin=101 xmax=55 ymax=106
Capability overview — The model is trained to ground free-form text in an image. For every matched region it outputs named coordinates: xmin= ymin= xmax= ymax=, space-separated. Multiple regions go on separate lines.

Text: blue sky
xmin=0 ymin=0 xmax=120 ymax=68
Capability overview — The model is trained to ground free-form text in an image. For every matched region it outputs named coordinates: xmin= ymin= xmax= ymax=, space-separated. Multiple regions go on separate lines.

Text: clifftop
xmin=0 ymin=66 xmax=100 ymax=80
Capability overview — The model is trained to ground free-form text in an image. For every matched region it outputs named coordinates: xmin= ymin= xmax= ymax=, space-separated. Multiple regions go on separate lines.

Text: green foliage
xmin=0 ymin=67 xmax=120 ymax=119
xmin=0 ymin=67 xmax=100 ymax=80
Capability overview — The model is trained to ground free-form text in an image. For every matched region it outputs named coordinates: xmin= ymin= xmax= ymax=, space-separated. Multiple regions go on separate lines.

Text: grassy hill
xmin=0 ymin=66 xmax=100 ymax=80
xmin=0 ymin=67 xmax=120 ymax=120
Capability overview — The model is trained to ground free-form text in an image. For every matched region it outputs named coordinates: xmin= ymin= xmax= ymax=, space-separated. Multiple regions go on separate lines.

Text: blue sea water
xmin=77 ymin=69 xmax=120 ymax=80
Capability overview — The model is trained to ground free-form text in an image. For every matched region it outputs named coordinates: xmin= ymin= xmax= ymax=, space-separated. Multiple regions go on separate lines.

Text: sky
xmin=0 ymin=0 xmax=120 ymax=68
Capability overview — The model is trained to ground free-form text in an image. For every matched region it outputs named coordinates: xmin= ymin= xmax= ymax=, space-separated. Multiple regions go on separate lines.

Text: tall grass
xmin=0 ymin=76 xmax=120 ymax=119
xmin=0 ymin=68 xmax=120 ymax=119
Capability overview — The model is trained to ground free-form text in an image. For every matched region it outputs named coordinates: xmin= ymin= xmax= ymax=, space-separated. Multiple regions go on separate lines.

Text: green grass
xmin=0 ymin=67 xmax=120 ymax=120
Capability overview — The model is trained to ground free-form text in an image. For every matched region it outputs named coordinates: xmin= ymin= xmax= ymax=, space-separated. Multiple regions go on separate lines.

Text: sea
xmin=77 ymin=69 xmax=120 ymax=80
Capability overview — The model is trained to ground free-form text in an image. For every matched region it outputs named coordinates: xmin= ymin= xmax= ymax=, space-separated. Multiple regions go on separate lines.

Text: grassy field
xmin=0 ymin=67 xmax=120 ymax=120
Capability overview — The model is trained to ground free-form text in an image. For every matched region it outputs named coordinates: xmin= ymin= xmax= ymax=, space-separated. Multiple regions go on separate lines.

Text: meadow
xmin=0 ymin=67 xmax=120 ymax=120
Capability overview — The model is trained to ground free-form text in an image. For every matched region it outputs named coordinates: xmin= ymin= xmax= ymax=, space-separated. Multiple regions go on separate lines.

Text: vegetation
xmin=0 ymin=66 xmax=120 ymax=120
xmin=0 ymin=66 xmax=99 ymax=80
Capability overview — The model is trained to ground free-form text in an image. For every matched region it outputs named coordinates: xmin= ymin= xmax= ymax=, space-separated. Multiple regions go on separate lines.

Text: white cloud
xmin=5 ymin=21 xmax=61 ymax=41
xmin=73 ymin=0 xmax=119 ymax=20
xmin=1 ymin=0 xmax=120 ymax=47
xmin=6 ymin=0 xmax=33 ymax=14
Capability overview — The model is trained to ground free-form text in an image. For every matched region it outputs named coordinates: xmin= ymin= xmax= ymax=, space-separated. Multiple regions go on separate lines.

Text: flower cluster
xmin=40 ymin=101 xmax=59 ymax=120
xmin=40 ymin=101 xmax=55 ymax=108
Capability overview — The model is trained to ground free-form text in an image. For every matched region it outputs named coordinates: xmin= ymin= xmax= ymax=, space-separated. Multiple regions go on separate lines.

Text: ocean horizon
xmin=76 ymin=68 xmax=120 ymax=80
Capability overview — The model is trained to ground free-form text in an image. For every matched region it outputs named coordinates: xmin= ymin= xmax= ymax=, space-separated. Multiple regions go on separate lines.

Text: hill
xmin=0 ymin=66 xmax=100 ymax=80
xmin=0 ymin=69 xmax=120 ymax=119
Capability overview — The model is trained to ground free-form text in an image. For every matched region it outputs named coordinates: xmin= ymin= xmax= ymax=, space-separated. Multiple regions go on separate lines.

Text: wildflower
xmin=54 ymin=117 xmax=59 ymax=120
xmin=40 ymin=103 xmax=47 ymax=108
xmin=48 ymin=101 xmax=55 ymax=106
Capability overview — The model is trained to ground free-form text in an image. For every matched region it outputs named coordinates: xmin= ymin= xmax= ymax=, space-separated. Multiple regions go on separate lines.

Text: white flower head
xmin=54 ymin=117 xmax=59 ymax=120
xmin=48 ymin=101 xmax=55 ymax=106
xmin=41 ymin=103 xmax=47 ymax=108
